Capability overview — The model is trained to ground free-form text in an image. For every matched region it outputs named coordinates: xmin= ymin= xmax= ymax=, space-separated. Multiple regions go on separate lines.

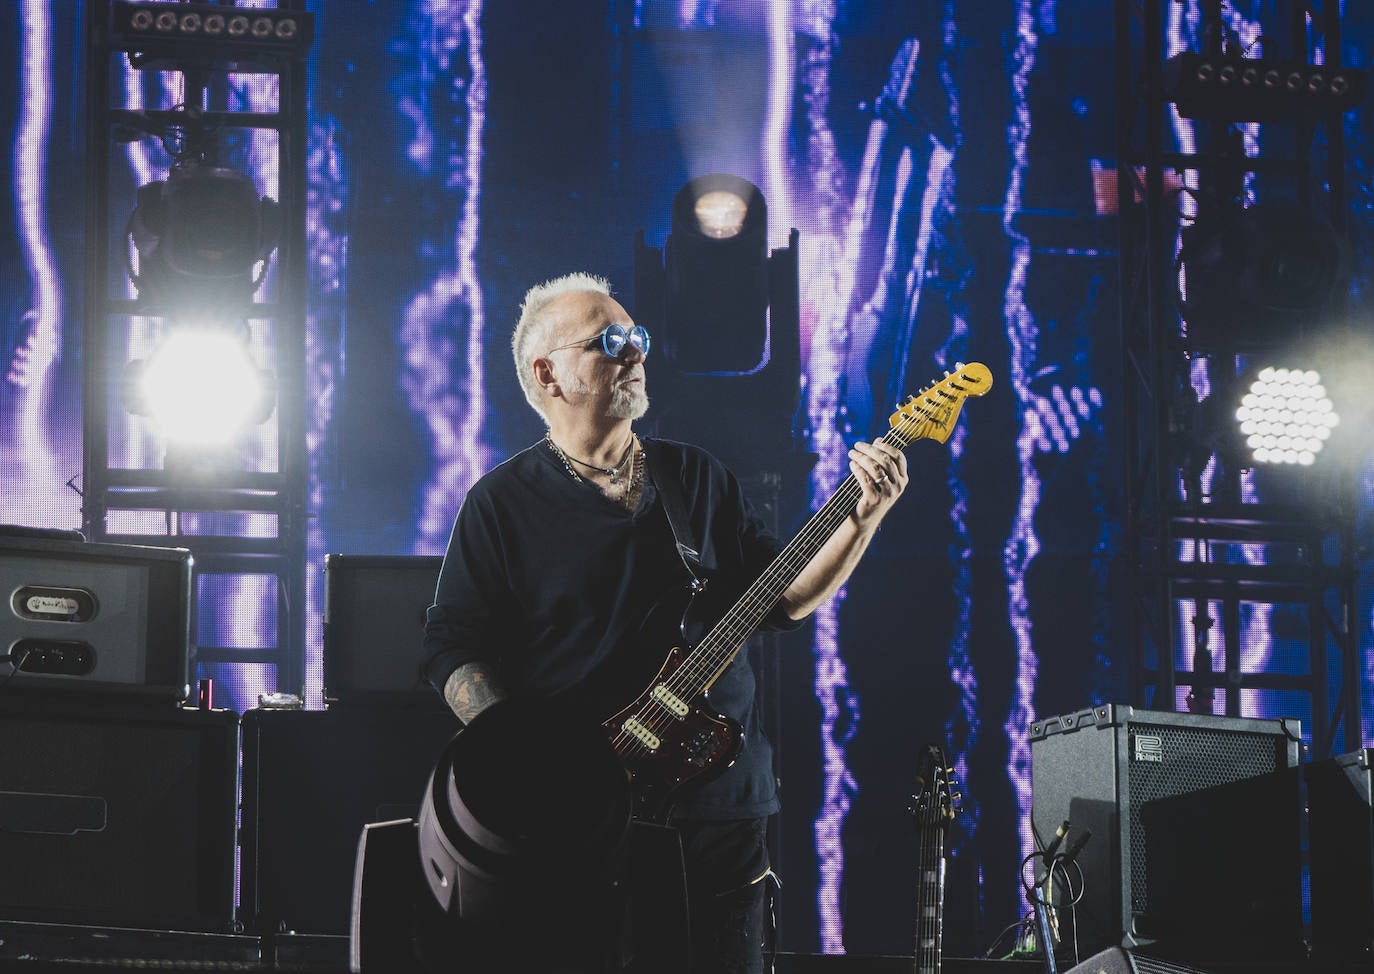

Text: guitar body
xmin=602 ymin=646 xmax=744 ymax=822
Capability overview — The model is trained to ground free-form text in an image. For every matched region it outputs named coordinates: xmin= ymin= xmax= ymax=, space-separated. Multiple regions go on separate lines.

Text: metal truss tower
xmin=1114 ymin=0 xmax=1363 ymax=757
xmin=82 ymin=1 xmax=312 ymax=700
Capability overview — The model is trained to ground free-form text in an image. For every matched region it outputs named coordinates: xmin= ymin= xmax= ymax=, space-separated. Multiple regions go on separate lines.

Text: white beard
xmin=562 ymin=372 xmax=649 ymax=421
xmin=610 ymin=382 xmax=649 ymax=420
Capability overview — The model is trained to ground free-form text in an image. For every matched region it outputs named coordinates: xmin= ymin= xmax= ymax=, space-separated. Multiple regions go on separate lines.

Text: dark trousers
xmin=675 ymin=817 xmax=771 ymax=974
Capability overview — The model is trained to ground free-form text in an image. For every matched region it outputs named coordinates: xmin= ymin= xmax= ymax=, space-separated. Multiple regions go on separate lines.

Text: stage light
xmin=350 ymin=697 xmax=647 ymax=973
xmin=1165 ymin=52 xmax=1366 ymax=122
xmin=693 ymin=188 xmax=750 ymax=239
xmin=114 ymin=1 xmax=314 ymax=53
xmin=123 ymin=329 xmax=275 ymax=447
xmin=1176 ymin=204 xmax=1346 ymax=354
xmin=129 ymin=162 xmax=280 ymax=323
xmin=664 ymin=173 xmax=769 ymax=374
xmin=1235 ymin=366 xmax=1340 ymax=467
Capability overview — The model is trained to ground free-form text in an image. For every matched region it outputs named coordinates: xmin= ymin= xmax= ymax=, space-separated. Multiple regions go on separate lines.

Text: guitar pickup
xmin=652 ymin=685 xmax=689 ymax=717
xmin=623 ymin=717 xmax=661 ymax=751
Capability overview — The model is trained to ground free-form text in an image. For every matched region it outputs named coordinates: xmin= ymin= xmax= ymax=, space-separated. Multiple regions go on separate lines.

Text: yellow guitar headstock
xmin=888 ymin=362 xmax=993 ymax=446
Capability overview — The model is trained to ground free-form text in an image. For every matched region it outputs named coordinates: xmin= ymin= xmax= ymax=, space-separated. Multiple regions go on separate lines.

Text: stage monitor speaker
xmin=240 ymin=706 xmax=461 ymax=937
xmin=351 ymin=817 xmax=690 ymax=974
xmin=772 ymin=957 xmax=1044 ymax=973
xmin=1305 ymin=748 xmax=1374 ymax=965
xmin=0 ymin=695 xmax=239 ymax=932
xmin=322 ymin=554 xmax=444 ymax=706
xmin=1061 ymin=946 xmax=1219 ymax=974
xmin=1029 ymin=704 xmax=1303 ymax=964
xmin=0 ymin=533 xmax=193 ymax=702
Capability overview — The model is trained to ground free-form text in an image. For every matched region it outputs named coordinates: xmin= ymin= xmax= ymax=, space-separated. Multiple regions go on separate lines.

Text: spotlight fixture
xmin=123 ymin=329 xmax=276 ymax=447
xmin=633 ymin=173 xmax=802 ymax=460
xmin=663 ymin=173 xmax=770 ymax=374
xmin=692 ymin=189 xmax=750 ymax=240
xmin=1165 ymin=52 xmax=1367 ymax=122
xmin=1235 ymin=366 xmax=1340 ymax=467
xmin=129 ymin=162 xmax=281 ymax=322
xmin=1176 ymin=204 xmax=1346 ymax=354
xmin=114 ymin=1 xmax=314 ymax=53
xmin=351 ymin=697 xmax=640 ymax=973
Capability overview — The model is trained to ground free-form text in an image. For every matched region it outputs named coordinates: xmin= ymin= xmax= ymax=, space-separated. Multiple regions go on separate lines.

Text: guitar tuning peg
xmin=943 ymin=370 xmax=950 ymax=378
xmin=955 ymin=361 xmax=966 ymax=370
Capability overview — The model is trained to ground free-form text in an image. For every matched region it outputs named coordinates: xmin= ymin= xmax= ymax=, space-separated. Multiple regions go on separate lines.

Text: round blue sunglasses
xmin=544 ymin=323 xmax=651 ymax=359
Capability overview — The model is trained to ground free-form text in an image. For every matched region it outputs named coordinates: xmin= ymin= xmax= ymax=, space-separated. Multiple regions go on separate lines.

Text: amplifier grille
xmin=1126 ymin=723 xmax=1283 ymax=915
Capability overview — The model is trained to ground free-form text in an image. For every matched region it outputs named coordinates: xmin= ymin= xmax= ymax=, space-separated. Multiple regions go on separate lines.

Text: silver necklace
xmin=545 ymin=435 xmax=646 ymax=511
xmin=545 ymin=433 xmax=636 ymax=485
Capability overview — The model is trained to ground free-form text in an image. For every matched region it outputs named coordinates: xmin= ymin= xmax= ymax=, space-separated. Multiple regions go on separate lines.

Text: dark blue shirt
xmin=422 ymin=437 xmax=798 ymax=819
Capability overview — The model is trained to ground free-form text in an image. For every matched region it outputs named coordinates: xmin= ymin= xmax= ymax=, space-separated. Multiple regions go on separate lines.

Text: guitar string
xmin=610 ymin=399 xmax=949 ymax=754
xmin=610 ymin=419 xmax=923 ymax=755
xmin=610 ymin=397 xmax=949 ymax=755
xmin=916 ymin=762 xmax=947 ymax=971
xmin=659 ymin=404 xmax=941 ymax=696
xmin=917 ymin=828 xmax=944 ymax=969
xmin=611 ymin=366 xmax=989 ymax=753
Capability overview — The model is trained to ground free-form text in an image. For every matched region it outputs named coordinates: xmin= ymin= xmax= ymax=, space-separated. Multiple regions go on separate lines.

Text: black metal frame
xmin=1114 ymin=0 xmax=1362 ymax=757
xmin=82 ymin=0 xmax=311 ymax=696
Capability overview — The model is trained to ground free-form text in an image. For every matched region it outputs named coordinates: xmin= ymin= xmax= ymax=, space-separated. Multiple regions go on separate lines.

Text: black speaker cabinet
xmin=772 ymin=957 xmax=1040 ymax=973
xmin=1306 ymin=748 xmax=1374 ymax=965
xmin=1061 ymin=946 xmax=1219 ymax=974
xmin=0 ymin=534 xmax=193 ymax=702
xmin=0 ymin=696 xmax=239 ymax=932
xmin=322 ymin=554 xmax=444 ymax=705
xmin=240 ymin=706 xmax=461 ymax=937
xmin=1029 ymin=704 xmax=1303 ymax=963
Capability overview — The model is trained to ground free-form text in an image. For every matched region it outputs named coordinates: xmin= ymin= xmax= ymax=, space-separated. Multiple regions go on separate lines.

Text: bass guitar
xmin=601 ymin=362 xmax=992 ymax=820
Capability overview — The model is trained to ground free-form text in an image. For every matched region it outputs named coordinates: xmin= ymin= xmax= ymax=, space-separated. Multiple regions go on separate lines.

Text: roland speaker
xmin=1029 ymin=704 xmax=1303 ymax=963
xmin=0 ymin=533 xmax=193 ymax=702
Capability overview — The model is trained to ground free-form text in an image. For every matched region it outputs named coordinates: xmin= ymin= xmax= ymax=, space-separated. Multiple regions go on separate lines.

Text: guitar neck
xmin=682 ymin=426 xmax=910 ymax=695
xmin=915 ymin=829 xmax=946 ymax=974
xmin=669 ymin=362 xmax=990 ymax=698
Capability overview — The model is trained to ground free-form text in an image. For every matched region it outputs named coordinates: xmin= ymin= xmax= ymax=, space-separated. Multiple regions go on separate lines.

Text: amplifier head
xmin=1 ymin=534 xmax=193 ymax=702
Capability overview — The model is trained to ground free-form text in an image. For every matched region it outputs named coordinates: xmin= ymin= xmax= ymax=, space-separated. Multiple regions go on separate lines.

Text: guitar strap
xmin=644 ymin=440 xmax=708 ymax=590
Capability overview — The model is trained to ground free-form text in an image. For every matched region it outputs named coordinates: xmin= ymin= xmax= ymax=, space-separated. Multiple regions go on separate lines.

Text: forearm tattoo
xmin=443 ymin=661 xmax=507 ymax=723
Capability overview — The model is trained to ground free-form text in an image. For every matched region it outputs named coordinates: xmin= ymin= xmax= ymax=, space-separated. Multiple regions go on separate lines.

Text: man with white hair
xmin=423 ymin=272 xmax=907 ymax=972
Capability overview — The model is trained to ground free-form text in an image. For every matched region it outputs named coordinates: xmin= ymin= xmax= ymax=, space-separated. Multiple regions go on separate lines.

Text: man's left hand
xmin=848 ymin=440 xmax=908 ymax=528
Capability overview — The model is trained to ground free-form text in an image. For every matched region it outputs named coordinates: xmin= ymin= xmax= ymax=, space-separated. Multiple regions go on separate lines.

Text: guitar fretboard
xmin=915 ymin=829 xmax=946 ymax=974
xmin=661 ymin=376 xmax=978 ymax=702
